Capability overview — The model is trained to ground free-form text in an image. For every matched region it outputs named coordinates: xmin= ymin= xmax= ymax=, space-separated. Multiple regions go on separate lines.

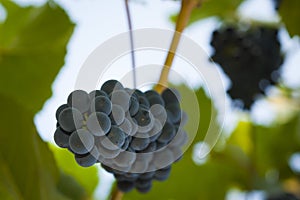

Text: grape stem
xmin=111 ymin=187 xmax=124 ymax=200
xmin=124 ymin=0 xmax=137 ymax=88
xmin=154 ymin=0 xmax=201 ymax=93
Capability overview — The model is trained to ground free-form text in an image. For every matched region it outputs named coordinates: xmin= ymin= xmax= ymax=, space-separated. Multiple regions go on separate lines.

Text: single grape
xmin=155 ymin=141 xmax=167 ymax=150
xmin=136 ymin=179 xmax=152 ymax=193
xmin=115 ymin=174 xmax=137 ymax=182
xmin=67 ymin=90 xmax=90 ymax=113
xmin=90 ymin=95 xmax=112 ymax=115
xmin=110 ymin=90 xmax=131 ymax=111
xmin=126 ymin=116 xmax=138 ymax=136
xmin=162 ymin=88 xmax=180 ymax=106
xmin=89 ymin=146 xmax=101 ymax=161
xmin=112 ymin=163 xmax=131 ymax=173
xmin=166 ymin=103 xmax=181 ymax=124
xmin=134 ymin=108 xmax=152 ymax=127
xmin=130 ymin=137 xmax=150 ymax=151
xmin=106 ymin=126 xmax=126 ymax=148
xmin=55 ymin=104 xmax=69 ymax=120
xmin=145 ymin=90 xmax=165 ymax=106
xmin=136 ymin=151 xmax=154 ymax=164
xmin=131 ymin=159 xmax=149 ymax=173
xmin=69 ymin=129 xmax=95 ymax=155
xmin=154 ymin=166 xmax=171 ymax=181
xmin=117 ymin=181 xmax=135 ymax=193
xmin=124 ymin=173 xmax=140 ymax=179
xmin=147 ymin=95 xmax=165 ymax=106
xmin=86 ymin=112 xmax=111 ymax=136
xmin=169 ymin=128 xmax=188 ymax=147
xmin=121 ymin=136 xmax=131 ymax=150
xmin=170 ymin=147 xmax=183 ymax=162
xmin=153 ymin=149 xmax=174 ymax=168
xmin=179 ymin=111 xmax=188 ymax=126
xmin=139 ymin=171 xmax=155 ymax=180
xmin=54 ymin=127 xmax=70 ymax=148
xmin=133 ymin=89 xmax=145 ymax=98
xmin=149 ymin=104 xmax=165 ymax=117
xmin=116 ymin=175 xmax=137 ymax=182
xmin=140 ymin=142 xmax=157 ymax=153
xmin=101 ymin=80 xmax=124 ymax=94
xmin=88 ymin=90 xmax=107 ymax=100
xmin=75 ymin=153 xmax=97 ymax=167
xmin=148 ymin=119 xmax=162 ymax=137
xmin=119 ymin=118 xmax=132 ymax=135
xmin=110 ymin=104 xmax=125 ymax=125
xmin=150 ymin=104 xmax=167 ymax=126
xmin=137 ymin=96 xmax=150 ymax=109
xmin=100 ymin=137 xmax=120 ymax=150
xmin=113 ymin=151 xmax=136 ymax=167
xmin=114 ymin=174 xmax=127 ymax=182
xmin=157 ymin=121 xmax=176 ymax=143
xmin=96 ymin=143 xmax=121 ymax=159
xmin=144 ymin=90 xmax=160 ymax=98
xmin=101 ymin=163 xmax=114 ymax=173
xmin=58 ymin=107 xmax=84 ymax=132
xmin=129 ymin=95 xmax=139 ymax=116
xmin=149 ymin=132 xmax=161 ymax=142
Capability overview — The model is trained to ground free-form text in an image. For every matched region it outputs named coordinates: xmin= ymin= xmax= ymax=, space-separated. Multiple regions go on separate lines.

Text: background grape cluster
xmin=54 ymin=80 xmax=188 ymax=193
xmin=210 ymin=26 xmax=283 ymax=109
xmin=266 ymin=192 xmax=300 ymax=200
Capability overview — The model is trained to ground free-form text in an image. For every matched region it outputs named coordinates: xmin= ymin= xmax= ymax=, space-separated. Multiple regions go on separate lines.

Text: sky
xmin=7 ymin=0 xmax=300 ymax=199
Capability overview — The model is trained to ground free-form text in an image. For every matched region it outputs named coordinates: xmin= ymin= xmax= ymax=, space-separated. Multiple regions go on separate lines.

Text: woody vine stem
xmin=154 ymin=0 xmax=201 ymax=93
xmin=110 ymin=0 xmax=201 ymax=199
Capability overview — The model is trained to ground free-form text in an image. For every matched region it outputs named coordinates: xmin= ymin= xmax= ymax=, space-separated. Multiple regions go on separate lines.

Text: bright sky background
xmin=8 ymin=0 xmax=300 ymax=199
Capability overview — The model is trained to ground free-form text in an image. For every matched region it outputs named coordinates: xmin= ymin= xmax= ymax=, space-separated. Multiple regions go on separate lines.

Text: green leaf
xmin=176 ymin=85 xmax=220 ymax=156
xmin=252 ymin=114 xmax=300 ymax=179
xmin=0 ymin=0 xmax=74 ymax=113
xmin=0 ymin=95 xmax=67 ymax=200
xmin=57 ymin=171 xmax=89 ymax=200
xmin=50 ymin=146 xmax=99 ymax=196
xmin=279 ymin=0 xmax=300 ymax=36
xmin=171 ymin=0 xmax=244 ymax=25
xmin=176 ymin=85 xmax=213 ymax=145
xmin=0 ymin=1 xmax=82 ymax=200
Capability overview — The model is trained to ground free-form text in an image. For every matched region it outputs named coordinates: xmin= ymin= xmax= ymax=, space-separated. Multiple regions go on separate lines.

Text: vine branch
xmin=154 ymin=0 xmax=201 ymax=93
xmin=111 ymin=187 xmax=124 ymax=200
xmin=125 ymin=0 xmax=137 ymax=88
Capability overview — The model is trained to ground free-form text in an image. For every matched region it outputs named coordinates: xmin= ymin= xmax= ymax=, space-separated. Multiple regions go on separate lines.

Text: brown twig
xmin=154 ymin=0 xmax=201 ymax=93
xmin=125 ymin=0 xmax=137 ymax=88
xmin=111 ymin=187 xmax=124 ymax=200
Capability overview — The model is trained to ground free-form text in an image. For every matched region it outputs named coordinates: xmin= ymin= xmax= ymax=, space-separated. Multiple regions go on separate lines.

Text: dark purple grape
xmin=67 ymin=90 xmax=90 ymax=113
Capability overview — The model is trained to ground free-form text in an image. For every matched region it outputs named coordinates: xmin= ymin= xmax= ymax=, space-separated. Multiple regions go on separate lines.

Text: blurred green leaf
xmin=0 ymin=1 xmax=81 ymax=200
xmin=171 ymin=0 xmax=243 ymax=25
xmin=0 ymin=0 xmax=74 ymax=113
xmin=50 ymin=145 xmax=99 ymax=196
xmin=253 ymin=114 xmax=300 ymax=179
xmin=279 ymin=0 xmax=300 ymax=36
xmin=176 ymin=85 xmax=217 ymax=149
xmin=57 ymin=171 xmax=89 ymax=200
xmin=0 ymin=95 xmax=67 ymax=200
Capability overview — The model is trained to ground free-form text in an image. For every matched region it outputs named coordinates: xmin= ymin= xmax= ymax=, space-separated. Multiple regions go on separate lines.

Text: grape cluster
xmin=266 ymin=192 xmax=299 ymax=200
xmin=273 ymin=0 xmax=282 ymax=10
xmin=210 ymin=26 xmax=283 ymax=109
xmin=54 ymin=80 xmax=188 ymax=193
